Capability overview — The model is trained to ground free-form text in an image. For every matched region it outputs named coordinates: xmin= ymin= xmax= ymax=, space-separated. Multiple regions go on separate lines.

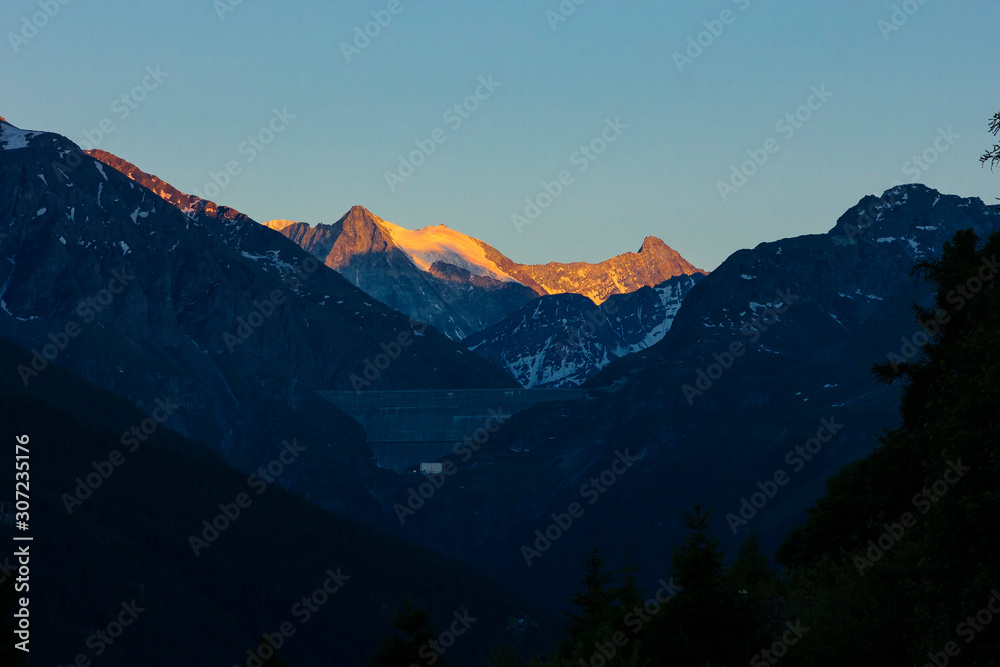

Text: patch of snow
xmin=119 ymin=241 xmax=130 ymax=255
xmin=59 ymin=236 xmax=66 ymax=244
xmin=380 ymin=217 xmax=518 ymax=283
xmin=0 ymin=124 xmax=38 ymax=150
xmin=741 ymin=274 xmax=756 ymax=280
xmin=875 ymin=237 xmax=896 ymax=243
xmin=36 ymin=208 xmax=46 ymax=216
xmin=94 ymin=162 xmax=108 ymax=180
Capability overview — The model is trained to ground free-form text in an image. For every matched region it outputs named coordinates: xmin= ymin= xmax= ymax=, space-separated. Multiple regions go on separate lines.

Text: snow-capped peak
xmin=0 ymin=120 xmax=40 ymax=151
xmin=378 ymin=218 xmax=517 ymax=283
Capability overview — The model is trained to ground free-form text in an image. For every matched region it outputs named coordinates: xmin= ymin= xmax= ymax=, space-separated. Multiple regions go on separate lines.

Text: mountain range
xmin=268 ymin=208 xmax=704 ymax=340
xmin=86 ymin=147 xmax=708 ymax=386
xmin=4 ymin=115 xmax=999 ymax=642
xmin=0 ymin=120 xmax=515 ymax=525
xmin=465 ymin=273 xmax=703 ymax=387
xmin=374 ymin=184 xmax=1000 ymax=607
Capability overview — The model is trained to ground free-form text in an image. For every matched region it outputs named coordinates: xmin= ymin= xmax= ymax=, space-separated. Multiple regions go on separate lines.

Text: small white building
xmin=419 ymin=462 xmax=444 ymax=475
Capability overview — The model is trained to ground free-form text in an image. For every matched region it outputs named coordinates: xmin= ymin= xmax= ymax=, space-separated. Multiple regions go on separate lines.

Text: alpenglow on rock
xmin=270 ymin=208 xmax=706 ymax=340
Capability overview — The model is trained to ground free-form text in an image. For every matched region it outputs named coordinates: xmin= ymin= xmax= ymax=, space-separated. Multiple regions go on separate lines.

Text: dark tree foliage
xmin=368 ymin=603 xmax=445 ymax=667
xmin=566 ymin=545 xmax=617 ymax=644
xmin=534 ymin=512 xmax=773 ymax=666
xmin=980 ymin=112 xmax=1000 ymax=171
xmin=776 ymin=228 xmax=1000 ymax=664
xmin=483 ymin=111 xmax=1000 ymax=667
xmin=257 ymin=635 xmax=288 ymax=666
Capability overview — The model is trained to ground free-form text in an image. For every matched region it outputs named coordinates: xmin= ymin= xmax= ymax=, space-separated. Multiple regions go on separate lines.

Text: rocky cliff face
xmin=276 ymin=208 xmax=540 ymax=340
xmin=272 ymin=210 xmax=706 ymax=340
xmin=86 ymin=148 xmax=254 ymax=227
xmin=502 ymin=236 xmax=705 ymax=304
xmin=464 ymin=274 xmax=703 ymax=387
xmin=0 ymin=120 xmax=515 ymax=522
xmin=382 ymin=185 xmax=1000 ymax=608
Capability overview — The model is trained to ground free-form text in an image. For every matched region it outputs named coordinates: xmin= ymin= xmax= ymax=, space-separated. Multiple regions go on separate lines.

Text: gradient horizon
xmin=2 ymin=0 xmax=998 ymax=270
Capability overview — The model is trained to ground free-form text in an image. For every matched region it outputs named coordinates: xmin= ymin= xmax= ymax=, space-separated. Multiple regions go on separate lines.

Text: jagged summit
xmin=266 ymin=205 xmax=706 ymax=335
xmin=831 ymin=183 xmax=996 ymax=252
xmin=638 ymin=235 xmax=670 ymax=253
xmin=80 ymin=146 xmax=703 ymax=338
xmin=506 ymin=236 xmax=706 ymax=304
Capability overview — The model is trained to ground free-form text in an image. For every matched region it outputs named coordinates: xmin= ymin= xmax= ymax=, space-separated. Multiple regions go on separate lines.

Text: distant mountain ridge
xmin=0 ymin=120 xmax=514 ymax=525
xmin=465 ymin=273 xmax=704 ymax=387
xmin=502 ymin=235 xmax=704 ymax=304
xmin=271 ymin=210 xmax=705 ymax=339
xmin=275 ymin=207 xmax=540 ymax=339
xmin=383 ymin=184 xmax=1000 ymax=611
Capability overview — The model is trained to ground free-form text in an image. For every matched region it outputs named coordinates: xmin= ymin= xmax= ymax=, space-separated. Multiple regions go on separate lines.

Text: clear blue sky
xmin=3 ymin=0 xmax=998 ymax=270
